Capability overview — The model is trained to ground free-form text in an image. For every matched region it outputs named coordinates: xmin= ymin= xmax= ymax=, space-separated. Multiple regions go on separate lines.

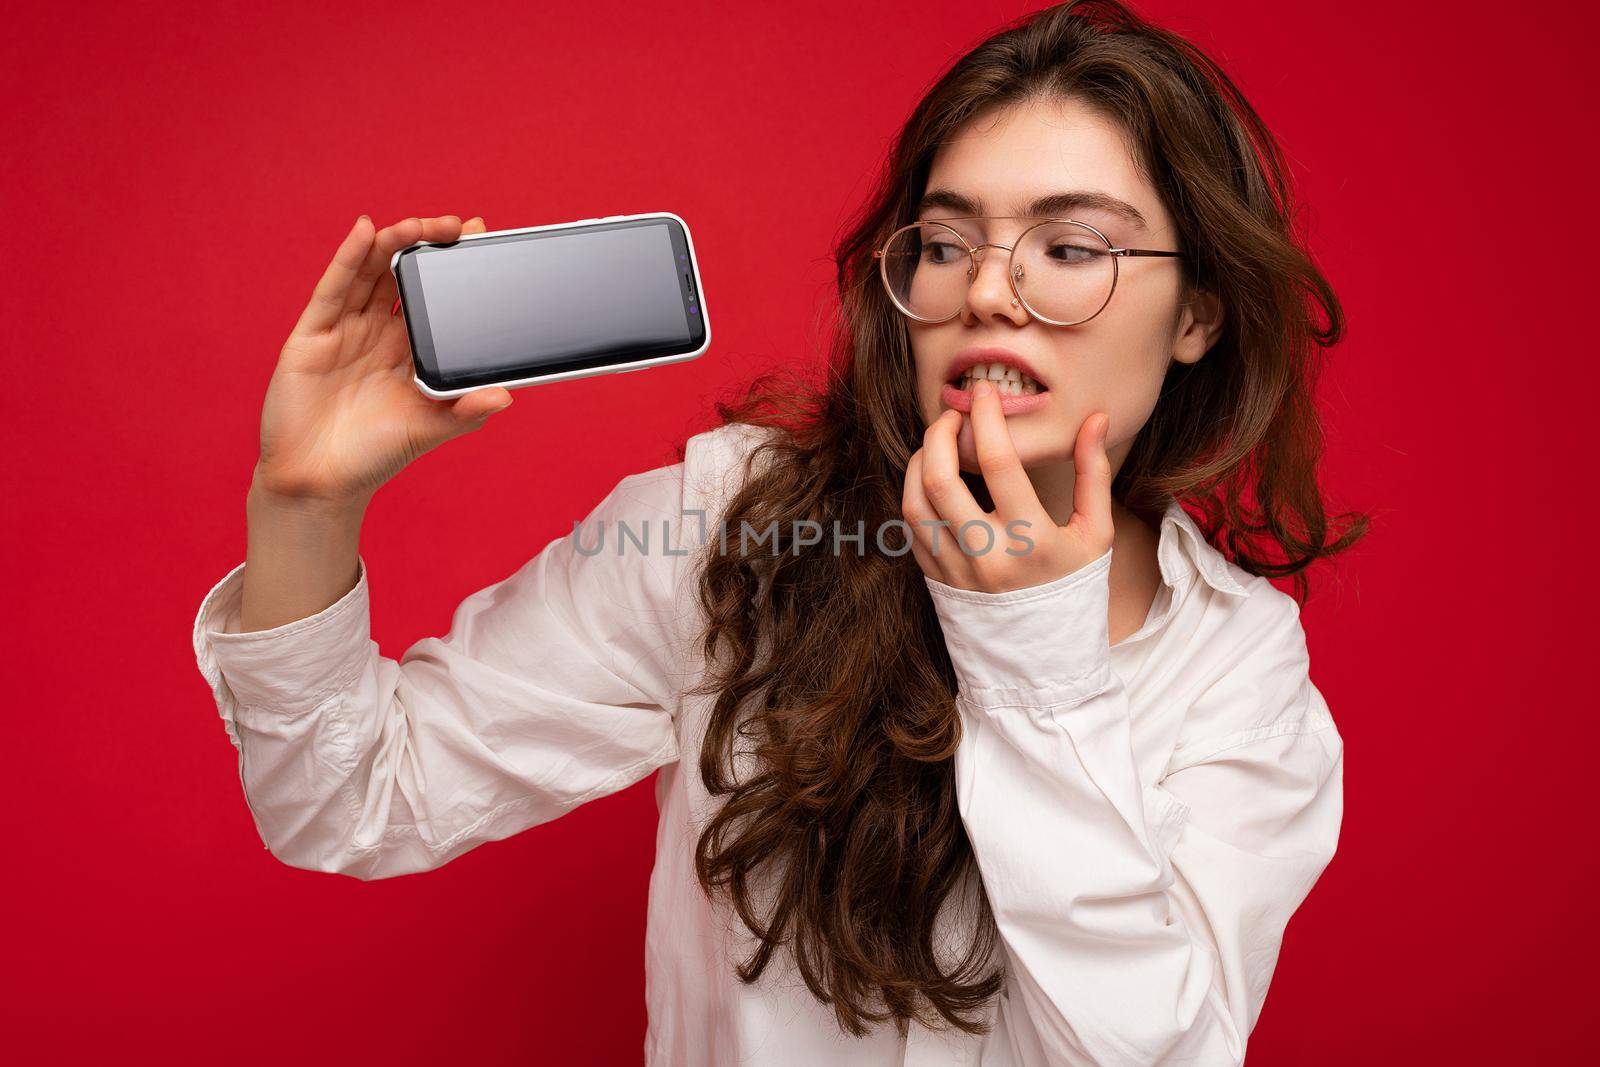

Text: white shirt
xmin=192 ymin=421 xmax=1343 ymax=1066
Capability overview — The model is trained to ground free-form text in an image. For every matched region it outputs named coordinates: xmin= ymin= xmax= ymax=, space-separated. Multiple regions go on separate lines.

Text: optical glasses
xmin=872 ymin=216 xmax=1185 ymax=326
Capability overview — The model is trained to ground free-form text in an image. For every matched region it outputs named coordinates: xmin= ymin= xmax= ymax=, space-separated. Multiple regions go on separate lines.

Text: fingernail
xmin=974 ymin=380 xmax=993 ymax=399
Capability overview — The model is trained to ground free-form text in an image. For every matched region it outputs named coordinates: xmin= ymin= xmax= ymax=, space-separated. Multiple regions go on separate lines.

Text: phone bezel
xmin=389 ymin=211 xmax=710 ymax=399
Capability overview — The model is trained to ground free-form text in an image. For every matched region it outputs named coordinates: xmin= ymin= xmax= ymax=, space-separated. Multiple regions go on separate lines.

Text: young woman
xmin=193 ymin=1 xmax=1366 ymax=1062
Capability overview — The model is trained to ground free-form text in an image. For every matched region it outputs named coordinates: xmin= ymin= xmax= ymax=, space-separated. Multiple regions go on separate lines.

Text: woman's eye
xmin=1048 ymin=244 xmax=1102 ymax=264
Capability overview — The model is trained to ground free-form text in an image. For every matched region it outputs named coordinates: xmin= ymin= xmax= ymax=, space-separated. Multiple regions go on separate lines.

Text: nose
xmin=965 ymin=242 xmax=1029 ymax=325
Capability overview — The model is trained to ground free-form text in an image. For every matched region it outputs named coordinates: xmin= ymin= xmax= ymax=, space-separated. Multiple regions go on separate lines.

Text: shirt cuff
xmin=193 ymin=555 xmax=374 ymax=711
xmin=923 ymin=547 xmax=1115 ymax=709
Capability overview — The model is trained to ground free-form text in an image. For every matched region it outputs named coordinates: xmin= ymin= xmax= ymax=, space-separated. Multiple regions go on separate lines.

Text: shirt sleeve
xmin=191 ymin=462 xmax=693 ymax=880
xmin=924 ymin=549 xmax=1344 ymax=1066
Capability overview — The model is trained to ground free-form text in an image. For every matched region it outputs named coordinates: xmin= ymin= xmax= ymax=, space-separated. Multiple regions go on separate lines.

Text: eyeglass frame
xmin=871 ymin=216 xmax=1186 ymax=326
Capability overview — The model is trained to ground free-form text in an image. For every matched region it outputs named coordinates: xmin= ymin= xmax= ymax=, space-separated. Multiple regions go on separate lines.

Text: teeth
xmin=956 ymin=362 xmax=1044 ymax=396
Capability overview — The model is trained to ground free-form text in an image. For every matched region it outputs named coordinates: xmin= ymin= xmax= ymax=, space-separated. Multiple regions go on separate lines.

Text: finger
xmin=418 ymin=214 xmax=464 ymax=244
xmin=917 ymin=419 xmax=984 ymax=582
xmin=290 ymin=216 xmax=374 ymax=338
xmin=344 ymin=217 xmax=402 ymax=314
xmin=1067 ymin=412 xmax=1115 ymax=545
xmin=388 ymin=215 xmax=486 ymax=317
xmin=907 ymin=526 xmax=939 ymax=579
xmin=347 ymin=213 xmax=470 ymax=315
xmin=361 ymin=215 xmax=467 ymax=318
xmin=921 ymin=407 xmax=985 ymax=531
xmin=967 ymin=379 xmax=1048 ymax=524
xmin=448 ymin=385 xmax=514 ymax=422
xmin=901 ymin=449 xmax=947 ymax=580
xmin=358 ymin=215 xmax=424 ymax=318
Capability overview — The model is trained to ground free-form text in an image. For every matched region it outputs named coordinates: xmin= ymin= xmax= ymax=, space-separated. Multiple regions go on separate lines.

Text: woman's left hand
xmin=902 ymin=379 xmax=1115 ymax=594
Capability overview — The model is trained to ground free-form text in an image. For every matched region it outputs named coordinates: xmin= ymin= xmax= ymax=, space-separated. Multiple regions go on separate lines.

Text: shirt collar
xmin=1155 ymin=496 xmax=1252 ymax=597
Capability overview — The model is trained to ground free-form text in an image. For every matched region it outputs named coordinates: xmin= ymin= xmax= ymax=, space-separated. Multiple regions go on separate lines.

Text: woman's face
xmin=908 ymin=95 xmax=1222 ymax=479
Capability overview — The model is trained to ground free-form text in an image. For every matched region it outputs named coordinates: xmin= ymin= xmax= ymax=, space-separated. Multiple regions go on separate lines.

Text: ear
xmin=1171 ymin=286 xmax=1225 ymax=366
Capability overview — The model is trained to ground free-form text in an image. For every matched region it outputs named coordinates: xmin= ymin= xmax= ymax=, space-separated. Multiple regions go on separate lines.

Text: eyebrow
xmin=916 ymin=188 xmax=1148 ymax=229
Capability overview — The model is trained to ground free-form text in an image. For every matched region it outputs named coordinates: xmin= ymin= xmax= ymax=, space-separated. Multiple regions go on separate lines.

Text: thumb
xmin=450 ymin=387 xmax=514 ymax=423
xmin=411 ymin=386 xmax=513 ymax=454
xmin=422 ymin=389 xmax=512 ymax=446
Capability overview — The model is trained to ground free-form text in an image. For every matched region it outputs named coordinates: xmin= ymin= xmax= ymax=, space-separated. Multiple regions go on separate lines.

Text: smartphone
xmin=390 ymin=211 xmax=710 ymax=399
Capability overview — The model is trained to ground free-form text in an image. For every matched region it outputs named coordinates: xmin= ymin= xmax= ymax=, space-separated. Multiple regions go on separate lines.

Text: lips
xmin=939 ymin=379 xmax=1050 ymax=415
xmin=938 ymin=346 xmax=1051 ymax=416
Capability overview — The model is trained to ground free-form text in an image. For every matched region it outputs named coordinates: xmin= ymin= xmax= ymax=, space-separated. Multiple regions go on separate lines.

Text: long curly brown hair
xmin=680 ymin=0 xmax=1370 ymax=1040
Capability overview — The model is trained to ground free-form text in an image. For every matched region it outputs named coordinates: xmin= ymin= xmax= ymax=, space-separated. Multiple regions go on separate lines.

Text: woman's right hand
xmin=252 ymin=214 xmax=514 ymax=508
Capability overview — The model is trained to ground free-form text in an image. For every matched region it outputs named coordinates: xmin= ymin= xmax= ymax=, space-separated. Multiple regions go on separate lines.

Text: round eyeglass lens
xmin=878 ymin=223 xmax=969 ymax=321
xmin=879 ymin=221 xmax=1117 ymax=324
xmin=1011 ymin=221 xmax=1117 ymax=324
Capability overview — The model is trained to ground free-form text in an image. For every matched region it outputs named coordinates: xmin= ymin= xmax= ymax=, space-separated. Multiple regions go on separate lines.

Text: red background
xmin=5 ymin=1 xmax=1595 ymax=1062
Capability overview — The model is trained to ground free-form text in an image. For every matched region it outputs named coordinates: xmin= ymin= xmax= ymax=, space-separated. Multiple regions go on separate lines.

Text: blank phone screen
xmin=413 ymin=221 xmax=693 ymax=380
